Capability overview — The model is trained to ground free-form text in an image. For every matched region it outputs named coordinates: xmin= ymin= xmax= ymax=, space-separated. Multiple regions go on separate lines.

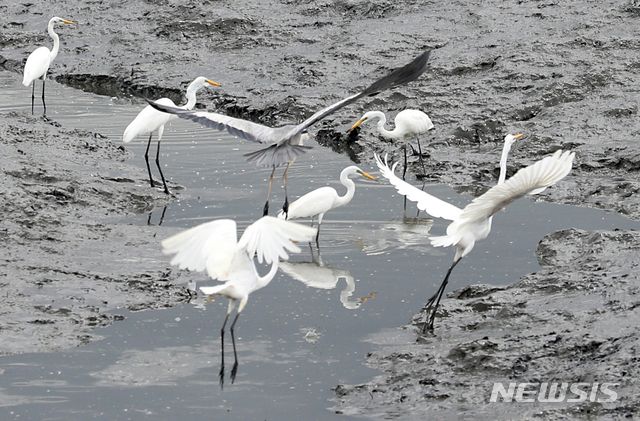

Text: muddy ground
xmin=1 ymin=0 xmax=640 ymax=419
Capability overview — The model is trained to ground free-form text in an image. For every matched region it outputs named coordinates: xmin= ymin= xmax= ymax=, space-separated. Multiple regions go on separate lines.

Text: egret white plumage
xmin=161 ymin=216 xmax=316 ymax=385
xmin=349 ymin=109 xmax=434 ymax=179
xmin=123 ymin=77 xmax=220 ymax=194
xmin=375 ymin=136 xmax=575 ymax=331
xmin=148 ymin=50 xmax=431 ymax=216
xmin=277 ymin=165 xmax=376 ymax=244
xmin=22 ymin=17 xmax=76 ymax=115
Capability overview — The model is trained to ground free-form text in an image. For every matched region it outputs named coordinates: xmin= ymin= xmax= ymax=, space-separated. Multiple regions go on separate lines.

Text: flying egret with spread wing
xmin=22 ymin=17 xmax=76 ymax=115
xmin=349 ymin=109 xmax=434 ymax=179
xmin=148 ymin=50 xmax=431 ymax=216
xmin=123 ymin=76 xmax=220 ymax=194
xmin=162 ymin=216 xmax=316 ymax=386
xmin=277 ymin=165 xmax=376 ymax=245
xmin=375 ymin=135 xmax=575 ymax=331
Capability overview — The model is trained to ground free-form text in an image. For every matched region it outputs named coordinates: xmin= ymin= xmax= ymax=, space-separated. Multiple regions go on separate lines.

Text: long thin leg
xmin=416 ymin=135 xmax=426 ymax=176
xmin=155 ymin=138 xmax=170 ymax=194
xmin=402 ymin=140 xmax=408 ymax=180
xmin=41 ymin=78 xmax=46 ymax=116
xmin=219 ymin=312 xmax=231 ymax=389
xmin=229 ymin=313 xmax=241 ymax=384
xmin=281 ymin=158 xmax=297 ymax=217
xmin=263 ymin=166 xmax=277 ymax=216
xmin=420 ymin=258 xmax=461 ymax=333
xmin=144 ymin=134 xmax=155 ymax=188
xmin=31 ymin=82 xmax=36 ymax=115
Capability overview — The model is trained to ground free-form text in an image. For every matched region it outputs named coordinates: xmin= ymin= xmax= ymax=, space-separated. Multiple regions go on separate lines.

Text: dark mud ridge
xmin=0 ymin=112 xmax=189 ymax=354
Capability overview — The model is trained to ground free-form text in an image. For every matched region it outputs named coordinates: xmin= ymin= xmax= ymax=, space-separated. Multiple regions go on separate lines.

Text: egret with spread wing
xmin=148 ymin=50 xmax=431 ymax=216
xmin=22 ymin=17 xmax=76 ymax=115
xmin=277 ymin=165 xmax=376 ymax=245
xmin=349 ymin=109 xmax=434 ymax=179
xmin=123 ymin=77 xmax=220 ymax=194
xmin=162 ymin=216 xmax=316 ymax=386
xmin=375 ymin=136 xmax=575 ymax=331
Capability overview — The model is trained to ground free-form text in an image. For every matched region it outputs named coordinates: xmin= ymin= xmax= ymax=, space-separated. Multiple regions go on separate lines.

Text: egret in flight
xmin=277 ymin=165 xmax=377 ymax=245
xmin=349 ymin=109 xmax=434 ymax=179
xmin=22 ymin=17 xmax=76 ymax=115
xmin=375 ymin=136 xmax=575 ymax=331
xmin=148 ymin=50 xmax=431 ymax=216
xmin=123 ymin=77 xmax=220 ymax=194
xmin=162 ymin=216 xmax=316 ymax=385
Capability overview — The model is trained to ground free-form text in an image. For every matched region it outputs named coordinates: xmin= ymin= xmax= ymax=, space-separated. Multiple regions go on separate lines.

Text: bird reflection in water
xmin=279 ymin=247 xmax=376 ymax=311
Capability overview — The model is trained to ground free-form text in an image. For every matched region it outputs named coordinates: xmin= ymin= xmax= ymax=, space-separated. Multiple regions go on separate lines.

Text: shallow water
xmin=1 ymin=71 xmax=638 ymax=420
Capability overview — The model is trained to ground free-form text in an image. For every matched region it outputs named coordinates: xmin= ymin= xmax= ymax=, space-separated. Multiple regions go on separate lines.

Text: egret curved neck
xmin=256 ymin=260 xmax=280 ymax=289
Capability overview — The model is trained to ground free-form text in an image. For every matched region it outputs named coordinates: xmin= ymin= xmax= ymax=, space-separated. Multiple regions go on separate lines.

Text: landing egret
xmin=161 ymin=216 xmax=316 ymax=385
xmin=349 ymin=109 xmax=434 ymax=179
xmin=123 ymin=77 xmax=220 ymax=194
xmin=148 ymin=50 xmax=431 ymax=216
xmin=277 ymin=165 xmax=377 ymax=244
xmin=22 ymin=17 xmax=76 ymax=115
xmin=375 ymin=138 xmax=575 ymax=331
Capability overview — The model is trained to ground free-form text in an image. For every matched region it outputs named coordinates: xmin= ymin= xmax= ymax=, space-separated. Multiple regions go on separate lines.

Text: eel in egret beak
xmin=348 ymin=117 xmax=369 ymax=132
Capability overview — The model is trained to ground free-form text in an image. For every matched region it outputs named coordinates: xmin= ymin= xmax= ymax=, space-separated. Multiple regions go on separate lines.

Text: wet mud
xmin=1 ymin=0 xmax=640 ymax=418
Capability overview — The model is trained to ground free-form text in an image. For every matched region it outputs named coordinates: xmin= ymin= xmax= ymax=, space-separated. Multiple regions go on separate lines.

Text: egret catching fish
xmin=123 ymin=76 xmax=220 ymax=194
xmin=349 ymin=109 xmax=434 ymax=179
xmin=148 ymin=50 xmax=431 ymax=216
xmin=375 ymin=135 xmax=575 ymax=331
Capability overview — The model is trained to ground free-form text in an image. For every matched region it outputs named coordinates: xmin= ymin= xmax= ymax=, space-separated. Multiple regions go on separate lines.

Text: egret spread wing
xmin=161 ymin=219 xmax=239 ymax=280
xmin=459 ymin=150 xmax=575 ymax=225
xmin=146 ymin=100 xmax=281 ymax=144
xmin=238 ymin=216 xmax=317 ymax=264
xmin=375 ymin=154 xmax=463 ymax=220
xmin=287 ymin=50 xmax=431 ymax=139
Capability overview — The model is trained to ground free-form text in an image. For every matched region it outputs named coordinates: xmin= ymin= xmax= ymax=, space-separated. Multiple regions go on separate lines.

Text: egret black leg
xmin=144 ymin=134 xmax=155 ymax=188
xmin=416 ymin=135 xmax=426 ymax=176
xmin=41 ymin=78 xmax=46 ymax=116
xmin=263 ymin=167 xmax=277 ymax=216
xmin=219 ymin=313 xmax=231 ymax=389
xmin=402 ymin=141 xmax=408 ymax=181
xmin=281 ymin=159 xmax=296 ymax=217
xmin=420 ymin=259 xmax=461 ymax=333
xmin=229 ymin=313 xmax=241 ymax=384
xmin=31 ymin=82 xmax=36 ymax=114
xmin=155 ymin=138 xmax=170 ymax=194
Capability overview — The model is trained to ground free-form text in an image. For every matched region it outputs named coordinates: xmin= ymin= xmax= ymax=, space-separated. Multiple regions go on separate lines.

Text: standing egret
xmin=375 ymin=138 xmax=575 ymax=331
xmin=123 ymin=77 xmax=220 ymax=194
xmin=22 ymin=17 xmax=76 ymax=115
xmin=161 ymin=216 xmax=316 ymax=385
xmin=277 ymin=165 xmax=377 ymax=245
xmin=349 ymin=109 xmax=434 ymax=179
xmin=148 ymin=50 xmax=431 ymax=216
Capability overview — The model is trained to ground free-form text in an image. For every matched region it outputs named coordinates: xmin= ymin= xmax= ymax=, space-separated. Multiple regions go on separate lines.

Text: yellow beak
xmin=358 ymin=170 xmax=377 ymax=182
xmin=206 ymin=79 xmax=221 ymax=87
xmin=348 ymin=117 xmax=368 ymax=132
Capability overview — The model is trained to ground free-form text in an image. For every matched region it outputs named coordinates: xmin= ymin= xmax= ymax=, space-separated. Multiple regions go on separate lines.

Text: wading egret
xmin=123 ymin=77 xmax=220 ymax=194
xmin=161 ymin=216 xmax=316 ymax=385
xmin=349 ymin=109 xmax=434 ymax=179
xmin=277 ymin=166 xmax=376 ymax=244
xmin=22 ymin=17 xmax=76 ymax=115
xmin=375 ymin=138 xmax=575 ymax=331
xmin=148 ymin=50 xmax=431 ymax=216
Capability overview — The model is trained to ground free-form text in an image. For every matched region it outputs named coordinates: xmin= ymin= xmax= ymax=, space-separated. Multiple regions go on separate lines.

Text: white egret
xmin=148 ymin=50 xmax=431 ymax=216
xmin=123 ymin=77 xmax=220 ymax=194
xmin=22 ymin=17 xmax=76 ymax=115
xmin=161 ymin=216 xmax=316 ymax=385
xmin=349 ymin=109 xmax=434 ymax=179
xmin=375 ymin=137 xmax=575 ymax=331
xmin=277 ymin=165 xmax=377 ymax=244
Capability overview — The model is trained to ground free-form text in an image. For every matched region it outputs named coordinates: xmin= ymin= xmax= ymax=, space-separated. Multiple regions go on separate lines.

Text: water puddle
xmin=1 ymin=70 xmax=637 ymax=420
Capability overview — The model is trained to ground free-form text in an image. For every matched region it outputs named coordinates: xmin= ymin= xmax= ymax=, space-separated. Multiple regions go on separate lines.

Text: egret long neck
xmin=256 ymin=261 xmax=280 ymax=289
xmin=498 ymin=140 xmax=514 ymax=185
xmin=183 ymin=85 xmax=199 ymax=110
xmin=48 ymin=21 xmax=61 ymax=63
xmin=371 ymin=112 xmax=399 ymax=140
xmin=335 ymin=174 xmax=357 ymax=208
